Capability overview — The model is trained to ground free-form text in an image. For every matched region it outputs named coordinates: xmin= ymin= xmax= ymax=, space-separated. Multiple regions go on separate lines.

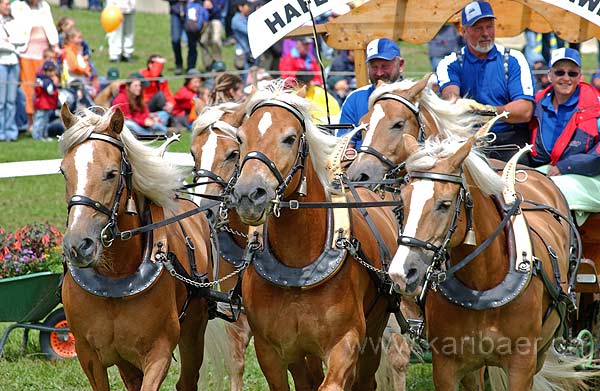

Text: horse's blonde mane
xmin=245 ymin=79 xmax=339 ymax=191
xmin=406 ymin=136 xmax=506 ymax=196
xmin=59 ymin=107 xmax=185 ymax=210
xmin=368 ymin=79 xmax=482 ymax=139
xmin=191 ymin=102 xmax=241 ymax=140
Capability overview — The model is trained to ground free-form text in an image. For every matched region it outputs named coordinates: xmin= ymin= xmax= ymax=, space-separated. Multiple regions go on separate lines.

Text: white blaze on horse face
xmin=197 ymin=131 xmax=219 ymax=194
xmin=258 ymin=112 xmax=272 ymax=136
xmin=72 ymin=143 xmax=95 ymax=224
xmin=389 ymin=180 xmax=434 ymax=283
xmin=362 ymin=103 xmax=385 ymax=148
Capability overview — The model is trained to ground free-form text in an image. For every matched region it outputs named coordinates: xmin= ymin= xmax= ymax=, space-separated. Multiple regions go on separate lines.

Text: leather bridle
xmin=66 ymin=133 xmax=134 ymax=247
xmin=236 ymin=99 xmax=309 ymax=204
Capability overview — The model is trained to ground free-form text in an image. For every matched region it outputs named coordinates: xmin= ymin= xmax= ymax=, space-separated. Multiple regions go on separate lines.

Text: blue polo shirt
xmin=436 ymin=44 xmax=535 ymax=133
xmin=336 ymin=84 xmax=376 ymax=146
xmin=540 ymin=86 xmax=580 ymax=151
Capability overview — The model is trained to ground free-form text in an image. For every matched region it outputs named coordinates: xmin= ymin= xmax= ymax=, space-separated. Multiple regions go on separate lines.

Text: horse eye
xmin=436 ymin=200 xmax=452 ymax=211
xmin=392 ymin=121 xmax=405 ymax=130
xmin=282 ymin=135 xmax=296 ymax=145
xmin=105 ymin=170 xmax=118 ymax=180
xmin=226 ymin=150 xmax=239 ymax=161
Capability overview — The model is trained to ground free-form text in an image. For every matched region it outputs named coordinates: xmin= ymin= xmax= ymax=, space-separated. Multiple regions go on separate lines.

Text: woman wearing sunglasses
xmin=529 ymin=47 xmax=600 ymax=223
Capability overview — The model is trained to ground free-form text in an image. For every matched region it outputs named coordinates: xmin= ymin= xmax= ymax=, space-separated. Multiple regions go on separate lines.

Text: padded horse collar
xmin=252 ymin=204 xmax=347 ymax=288
xmin=67 ymin=205 xmax=164 ymax=298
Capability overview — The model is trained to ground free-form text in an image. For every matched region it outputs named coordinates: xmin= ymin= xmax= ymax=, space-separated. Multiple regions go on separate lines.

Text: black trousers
xmin=485 ymin=127 xmax=532 ymax=165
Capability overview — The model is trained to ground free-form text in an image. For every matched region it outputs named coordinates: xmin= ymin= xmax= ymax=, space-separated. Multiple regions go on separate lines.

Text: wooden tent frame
xmin=293 ymin=0 xmax=600 ymax=86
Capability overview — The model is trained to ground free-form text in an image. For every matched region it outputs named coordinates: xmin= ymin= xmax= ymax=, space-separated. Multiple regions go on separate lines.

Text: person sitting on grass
xmin=112 ymin=72 xmax=169 ymax=137
xmin=172 ymin=68 xmax=204 ymax=132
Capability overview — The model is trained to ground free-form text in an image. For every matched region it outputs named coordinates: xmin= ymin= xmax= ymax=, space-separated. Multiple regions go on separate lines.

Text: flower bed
xmin=0 ymin=224 xmax=63 ymax=279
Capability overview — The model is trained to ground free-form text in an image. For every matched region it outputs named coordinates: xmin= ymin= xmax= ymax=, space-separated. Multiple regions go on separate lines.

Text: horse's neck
xmin=266 ymin=161 xmax=328 ymax=267
xmin=450 ymin=184 xmax=509 ymax=290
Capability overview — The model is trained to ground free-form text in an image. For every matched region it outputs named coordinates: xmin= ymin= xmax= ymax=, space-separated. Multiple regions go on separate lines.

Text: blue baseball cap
xmin=366 ymin=38 xmax=401 ymax=62
xmin=550 ymin=48 xmax=582 ymax=68
xmin=461 ymin=1 xmax=495 ymax=27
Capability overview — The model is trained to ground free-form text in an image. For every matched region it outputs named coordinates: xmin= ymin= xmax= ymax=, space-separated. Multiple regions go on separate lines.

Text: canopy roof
xmin=292 ymin=0 xmax=600 ymax=85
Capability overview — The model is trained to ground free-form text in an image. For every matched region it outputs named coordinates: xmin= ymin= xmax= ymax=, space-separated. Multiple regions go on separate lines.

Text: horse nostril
xmin=78 ymin=238 xmax=95 ymax=257
xmin=249 ymin=187 xmax=267 ymax=204
xmin=406 ymin=267 xmax=418 ymax=283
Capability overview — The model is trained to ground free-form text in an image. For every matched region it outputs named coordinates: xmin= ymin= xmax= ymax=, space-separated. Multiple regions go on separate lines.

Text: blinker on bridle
xmin=66 ymin=133 xmax=136 ymax=247
xmin=350 ymin=92 xmax=425 ymax=186
xmin=397 ymin=170 xmax=476 ymax=257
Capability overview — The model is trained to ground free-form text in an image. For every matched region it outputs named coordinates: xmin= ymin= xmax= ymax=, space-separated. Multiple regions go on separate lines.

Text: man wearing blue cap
xmin=436 ymin=1 xmax=535 ymax=161
xmin=530 ymin=48 xmax=600 ymax=176
xmin=337 ymin=37 xmax=404 ymax=146
xmin=529 ymin=48 xmax=600 ymax=223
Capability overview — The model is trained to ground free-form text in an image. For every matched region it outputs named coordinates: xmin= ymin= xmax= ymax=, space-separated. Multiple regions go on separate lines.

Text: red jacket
xmin=112 ymin=85 xmax=150 ymax=127
xmin=278 ymin=51 xmax=323 ymax=86
xmin=139 ymin=68 xmax=175 ymax=106
xmin=33 ymin=74 xmax=59 ymax=110
xmin=172 ymin=85 xmax=197 ymax=117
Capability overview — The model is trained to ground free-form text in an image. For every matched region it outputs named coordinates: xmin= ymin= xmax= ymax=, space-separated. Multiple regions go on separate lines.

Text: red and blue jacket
xmin=530 ymin=82 xmax=600 ymax=176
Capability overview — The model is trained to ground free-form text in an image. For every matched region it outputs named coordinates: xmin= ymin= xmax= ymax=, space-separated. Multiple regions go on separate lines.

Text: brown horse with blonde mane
xmin=389 ymin=126 xmax=592 ymax=390
xmin=228 ymin=82 xmax=401 ymax=390
xmin=346 ymin=73 xmax=481 ymax=184
xmin=190 ymin=103 xmax=252 ymax=391
xmin=59 ymin=105 xmax=218 ymax=391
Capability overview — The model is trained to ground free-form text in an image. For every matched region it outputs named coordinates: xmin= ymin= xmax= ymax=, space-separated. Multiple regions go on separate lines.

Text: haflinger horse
xmin=228 ymin=81 xmax=400 ymax=390
xmin=389 ymin=117 xmax=592 ymax=390
xmin=59 ymin=105 xmax=219 ymax=391
xmin=190 ymin=103 xmax=252 ymax=391
xmin=190 ymin=101 xmax=341 ymax=391
xmin=346 ymin=73 xmax=482 ymax=184
xmin=345 ymin=74 xmax=486 ymax=390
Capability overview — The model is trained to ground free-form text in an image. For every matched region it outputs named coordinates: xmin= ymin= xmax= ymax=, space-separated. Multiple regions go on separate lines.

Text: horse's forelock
xmin=368 ymin=79 xmax=421 ymax=110
xmin=59 ymin=106 xmax=184 ymax=210
xmin=192 ymin=107 xmax=226 ymax=139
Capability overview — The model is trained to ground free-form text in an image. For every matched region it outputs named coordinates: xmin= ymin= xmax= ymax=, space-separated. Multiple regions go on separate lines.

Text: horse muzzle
xmin=388 ymin=251 xmax=427 ymax=296
xmin=347 ymin=158 xmax=388 ymax=183
xmin=63 ymin=233 xmax=100 ymax=268
xmin=230 ymin=179 xmax=275 ymax=226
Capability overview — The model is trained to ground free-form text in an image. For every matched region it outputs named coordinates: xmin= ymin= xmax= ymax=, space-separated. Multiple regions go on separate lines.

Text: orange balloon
xmin=100 ymin=5 xmax=123 ymax=33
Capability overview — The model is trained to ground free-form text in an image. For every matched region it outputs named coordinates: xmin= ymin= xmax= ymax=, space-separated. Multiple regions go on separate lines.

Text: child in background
xmin=32 ymin=61 xmax=59 ymax=140
xmin=172 ymin=69 xmax=203 ymax=132
xmin=62 ymin=27 xmax=98 ymax=106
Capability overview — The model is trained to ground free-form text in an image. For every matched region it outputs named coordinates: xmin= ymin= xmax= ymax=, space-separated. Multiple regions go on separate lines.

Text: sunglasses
xmin=553 ymin=70 xmax=580 ymax=78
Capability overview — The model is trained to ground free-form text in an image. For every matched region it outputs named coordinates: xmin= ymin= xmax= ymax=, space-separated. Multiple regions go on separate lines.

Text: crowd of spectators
xmin=1 ymin=0 xmax=599 ymax=144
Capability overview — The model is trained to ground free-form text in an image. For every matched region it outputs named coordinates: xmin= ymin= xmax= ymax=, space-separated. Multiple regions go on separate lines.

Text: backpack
xmin=184 ymin=3 xmax=208 ymax=34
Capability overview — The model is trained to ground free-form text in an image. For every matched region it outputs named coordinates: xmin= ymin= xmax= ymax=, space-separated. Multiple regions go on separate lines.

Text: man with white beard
xmin=436 ymin=1 xmax=535 ymax=162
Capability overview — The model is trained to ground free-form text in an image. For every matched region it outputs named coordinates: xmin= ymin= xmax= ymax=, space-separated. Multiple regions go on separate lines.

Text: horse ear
xmin=109 ymin=108 xmax=125 ymax=135
xmin=404 ymin=72 xmax=432 ymax=100
xmin=447 ymin=137 xmax=474 ymax=170
xmin=296 ymin=85 xmax=307 ymax=98
xmin=376 ymin=80 xmax=386 ymax=89
xmin=402 ymin=134 xmax=420 ymax=156
xmin=61 ymin=103 xmax=76 ymax=129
